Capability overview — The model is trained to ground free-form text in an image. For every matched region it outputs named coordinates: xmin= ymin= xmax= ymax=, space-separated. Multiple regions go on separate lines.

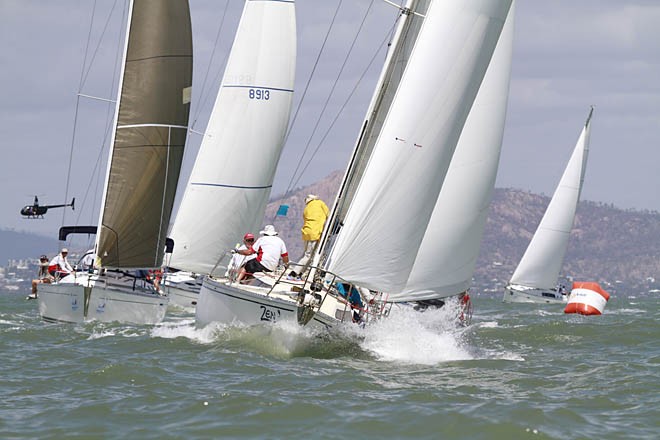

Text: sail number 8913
xmin=249 ymin=89 xmax=270 ymax=100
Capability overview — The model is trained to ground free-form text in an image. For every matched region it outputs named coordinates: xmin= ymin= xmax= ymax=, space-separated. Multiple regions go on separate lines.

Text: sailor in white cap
xmin=234 ymin=225 xmax=289 ymax=283
xmin=48 ymin=248 xmax=74 ymax=278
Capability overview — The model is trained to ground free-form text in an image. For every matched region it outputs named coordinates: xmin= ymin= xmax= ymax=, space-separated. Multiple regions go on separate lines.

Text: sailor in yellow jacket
xmin=290 ymin=194 xmax=329 ymax=278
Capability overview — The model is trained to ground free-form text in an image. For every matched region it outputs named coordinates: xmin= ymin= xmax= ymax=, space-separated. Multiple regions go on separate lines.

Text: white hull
xmin=196 ymin=276 xmax=353 ymax=330
xmin=503 ymin=284 xmax=567 ymax=304
xmin=162 ymin=272 xmax=201 ymax=309
xmin=37 ymin=272 xmax=168 ymax=324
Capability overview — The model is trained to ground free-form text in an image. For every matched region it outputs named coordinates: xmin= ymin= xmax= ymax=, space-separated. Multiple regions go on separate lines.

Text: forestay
xmin=393 ymin=1 xmax=515 ymax=301
xmin=169 ymin=0 xmax=296 ymax=276
xmin=97 ymin=0 xmax=193 ymax=269
xmin=327 ymin=0 xmax=512 ymax=293
xmin=509 ymin=107 xmax=593 ymax=290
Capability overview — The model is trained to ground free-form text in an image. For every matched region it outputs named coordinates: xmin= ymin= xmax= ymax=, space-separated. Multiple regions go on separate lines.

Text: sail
xmin=509 ymin=107 xmax=594 ymax=289
xmin=392 ymin=1 xmax=515 ymax=302
xmin=327 ymin=0 xmax=431 ymax=232
xmin=96 ymin=0 xmax=193 ymax=269
xmin=327 ymin=0 xmax=512 ymax=293
xmin=168 ymin=0 xmax=296 ymax=276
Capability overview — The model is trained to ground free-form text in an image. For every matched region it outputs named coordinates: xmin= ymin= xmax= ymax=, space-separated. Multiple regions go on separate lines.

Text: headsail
xmin=509 ymin=107 xmax=594 ymax=290
xmin=97 ymin=0 xmax=193 ymax=269
xmin=169 ymin=0 xmax=296 ymax=276
xmin=392 ymin=1 xmax=516 ymax=302
xmin=327 ymin=0 xmax=513 ymax=293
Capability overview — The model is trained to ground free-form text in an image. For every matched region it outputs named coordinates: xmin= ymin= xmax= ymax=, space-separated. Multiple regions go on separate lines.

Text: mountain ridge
xmin=3 ymin=170 xmax=658 ymax=292
xmin=265 ymin=171 xmax=660 ymax=290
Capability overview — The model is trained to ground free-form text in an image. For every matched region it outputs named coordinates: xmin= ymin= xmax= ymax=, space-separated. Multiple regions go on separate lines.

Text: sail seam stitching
xmin=190 ymin=183 xmax=272 ymax=190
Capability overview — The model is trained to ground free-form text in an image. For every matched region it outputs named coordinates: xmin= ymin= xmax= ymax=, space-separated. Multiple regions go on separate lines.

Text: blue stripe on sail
xmin=191 ymin=182 xmax=273 ymax=190
xmin=223 ymin=85 xmax=294 ymax=93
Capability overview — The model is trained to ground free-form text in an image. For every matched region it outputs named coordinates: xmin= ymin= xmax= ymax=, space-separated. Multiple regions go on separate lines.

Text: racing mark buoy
xmin=564 ymin=281 xmax=610 ymax=315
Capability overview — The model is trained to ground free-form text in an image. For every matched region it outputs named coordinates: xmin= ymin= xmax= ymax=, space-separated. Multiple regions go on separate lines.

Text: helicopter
xmin=20 ymin=196 xmax=75 ymax=219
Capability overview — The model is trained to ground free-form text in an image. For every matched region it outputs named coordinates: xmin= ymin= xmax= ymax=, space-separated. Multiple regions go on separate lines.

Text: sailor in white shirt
xmin=48 ymin=248 xmax=74 ymax=277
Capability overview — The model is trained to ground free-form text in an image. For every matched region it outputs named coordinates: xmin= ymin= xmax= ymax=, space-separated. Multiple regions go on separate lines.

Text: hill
xmin=265 ymin=171 xmax=660 ymax=291
xmin=479 ymin=189 xmax=660 ymax=291
xmin=0 ymin=229 xmax=60 ymax=264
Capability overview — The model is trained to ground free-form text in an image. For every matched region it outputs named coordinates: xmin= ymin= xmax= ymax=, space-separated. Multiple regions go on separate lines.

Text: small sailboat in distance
xmin=38 ymin=0 xmax=193 ymax=324
xmin=504 ymin=107 xmax=594 ymax=304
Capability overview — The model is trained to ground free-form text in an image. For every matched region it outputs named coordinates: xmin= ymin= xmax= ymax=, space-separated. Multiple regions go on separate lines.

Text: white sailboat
xmin=38 ymin=0 xmax=193 ymax=324
xmin=504 ymin=107 xmax=594 ymax=304
xmin=164 ymin=0 xmax=297 ymax=309
xmin=195 ymin=0 xmax=514 ymax=329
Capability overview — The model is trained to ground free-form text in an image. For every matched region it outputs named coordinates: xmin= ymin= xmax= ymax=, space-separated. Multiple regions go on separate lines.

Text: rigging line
xmin=291 ymin=20 xmax=398 ymax=191
xmin=77 ymin=0 xmax=98 ymax=91
xmin=278 ymin=0 xmax=345 ymax=196
xmin=93 ymin=12 xmax=126 ymax=226
xmin=80 ymin=0 xmax=121 ymax=91
xmin=70 ymin=1 xmax=126 ymax=247
xmin=155 ymin=127 xmax=172 ymax=268
xmin=189 ymin=0 xmax=232 ymax=131
xmin=286 ymin=0 xmax=376 ymax=196
xmin=60 ymin=0 xmax=118 ymax=248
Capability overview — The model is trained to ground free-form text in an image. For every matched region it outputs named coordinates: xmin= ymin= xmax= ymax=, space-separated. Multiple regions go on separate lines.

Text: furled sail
xmin=169 ymin=0 xmax=296 ymax=276
xmin=509 ymin=107 xmax=594 ymax=290
xmin=327 ymin=0 xmax=512 ymax=293
xmin=97 ymin=0 xmax=193 ymax=269
xmin=392 ymin=1 xmax=515 ymax=302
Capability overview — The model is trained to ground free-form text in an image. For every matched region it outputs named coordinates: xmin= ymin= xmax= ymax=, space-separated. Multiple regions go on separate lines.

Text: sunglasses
xmin=245 ymin=238 xmax=254 ymax=242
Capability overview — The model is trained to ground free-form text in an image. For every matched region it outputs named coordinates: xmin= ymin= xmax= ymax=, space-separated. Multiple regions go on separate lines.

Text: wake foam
xmin=151 ymin=318 xmax=217 ymax=344
xmin=354 ymin=299 xmax=474 ymax=365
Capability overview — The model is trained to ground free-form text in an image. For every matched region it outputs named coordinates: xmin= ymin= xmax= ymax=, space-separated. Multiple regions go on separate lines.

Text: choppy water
xmin=1 ymin=289 xmax=658 ymax=439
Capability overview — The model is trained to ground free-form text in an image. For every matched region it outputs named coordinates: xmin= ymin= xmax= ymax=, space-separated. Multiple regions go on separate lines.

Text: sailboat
xmin=163 ymin=0 xmax=297 ymax=309
xmin=37 ymin=0 xmax=193 ymax=324
xmin=503 ymin=107 xmax=594 ymax=304
xmin=195 ymin=0 xmax=514 ymax=329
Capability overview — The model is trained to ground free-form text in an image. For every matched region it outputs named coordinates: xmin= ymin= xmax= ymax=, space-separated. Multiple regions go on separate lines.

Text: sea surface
xmin=1 ymin=288 xmax=657 ymax=439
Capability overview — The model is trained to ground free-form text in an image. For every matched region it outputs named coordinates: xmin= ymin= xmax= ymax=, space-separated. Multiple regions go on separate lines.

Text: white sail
xmin=509 ymin=107 xmax=594 ymax=290
xmin=327 ymin=0 xmax=512 ymax=293
xmin=393 ymin=1 xmax=515 ymax=301
xmin=169 ymin=0 xmax=296 ymax=276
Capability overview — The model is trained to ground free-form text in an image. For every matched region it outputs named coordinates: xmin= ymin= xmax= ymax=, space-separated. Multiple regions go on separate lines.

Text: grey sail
xmin=97 ymin=0 xmax=193 ymax=268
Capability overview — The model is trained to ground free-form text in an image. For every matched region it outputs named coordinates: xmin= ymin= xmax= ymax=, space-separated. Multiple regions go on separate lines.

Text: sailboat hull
xmin=162 ymin=272 xmax=201 ymax=310
xmin=503 ymin=284 xmax=567 ymax=304
xmin=196 ymin=276 xmax=338 ymax=330
xmin=37 ymin=273 xmax=168 ymax=324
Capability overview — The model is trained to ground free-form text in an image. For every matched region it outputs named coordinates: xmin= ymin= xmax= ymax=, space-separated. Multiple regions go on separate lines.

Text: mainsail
xmin=509 ymin=107 xmax=594 ymax=290
xmin=96 ymin=0 xmax=193 ymax=269
xmin=327 ymin=0 xmax=431 ymax=232
xmin=327 ymin=0 xmax=513 ymax=293
xmin=392 ymin=1 xmax=515 ymax=301
xmin=169 ymin=0 xmax=296 ymax=276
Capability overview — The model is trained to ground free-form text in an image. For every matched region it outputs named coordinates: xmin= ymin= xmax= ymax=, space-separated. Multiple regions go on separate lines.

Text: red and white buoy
xmin=564 ymin=281 xmax=610 ymax=315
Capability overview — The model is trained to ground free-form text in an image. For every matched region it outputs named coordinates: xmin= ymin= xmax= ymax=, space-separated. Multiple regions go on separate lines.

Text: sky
xmin=1 ymin=0 xmax=659 ymax=241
